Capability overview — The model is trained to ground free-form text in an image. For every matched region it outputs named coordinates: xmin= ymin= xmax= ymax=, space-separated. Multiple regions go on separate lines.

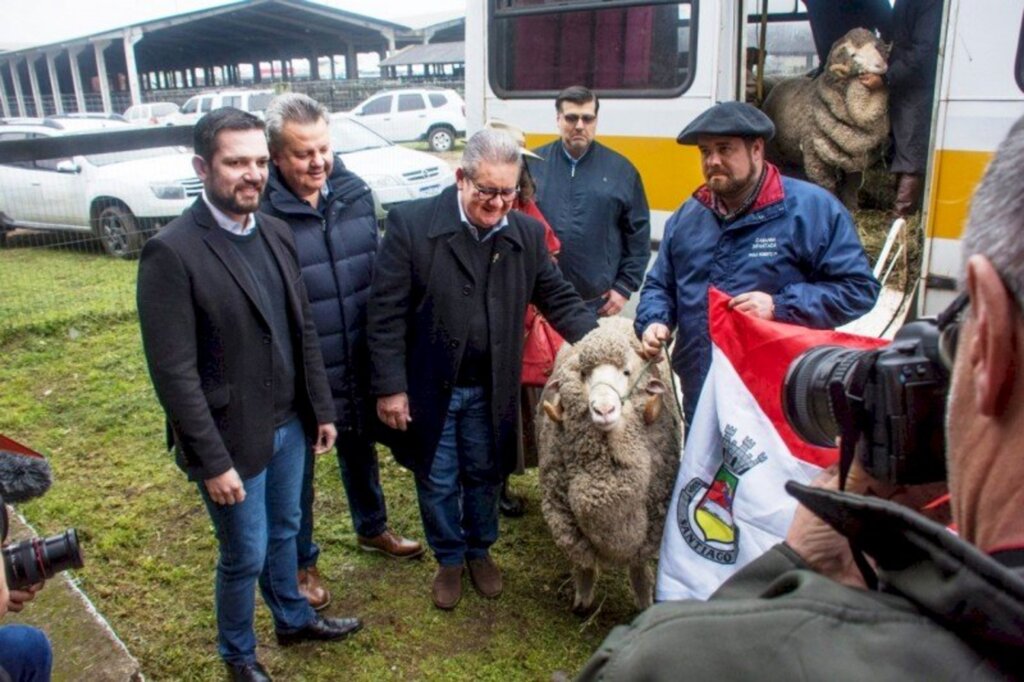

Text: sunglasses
xmin=562 ymin=113 xmax=597 ymax=125
xmin=937 ymin=291 xmax=969 ymax=371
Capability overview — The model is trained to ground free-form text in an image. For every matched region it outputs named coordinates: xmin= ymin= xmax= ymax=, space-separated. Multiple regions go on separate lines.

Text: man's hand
xmin=640 ymin=323 xmax=672 ymax=359
xmin=6 ymin=582 xmax=44 ymax=614
xmin=598 ymin=290 xmax=628 ymax=317
xmin=204 ymin=468 xmax=246 ymax=506
xmin=728 ymin=291 xmax=775 ymax=320
xmin=313 ymin=423 xmax=337 ymax=455
xmin=858 ymin=73 xmax=884 ymax=91
xmin=377 ymin=393 xmax=412 ymax=432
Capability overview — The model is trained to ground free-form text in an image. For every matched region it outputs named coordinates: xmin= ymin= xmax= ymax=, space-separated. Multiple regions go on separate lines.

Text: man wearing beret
xmin=635 ymin=101 xmax=880 ymax=425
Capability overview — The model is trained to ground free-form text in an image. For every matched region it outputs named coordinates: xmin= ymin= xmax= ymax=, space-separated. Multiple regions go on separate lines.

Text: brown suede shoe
xmin=357 ymin=528 xmax=425 ymax=559
xmin=431 ymin=564 xmax=464 ymax=610
xmin=466 ymin=555 xmax=503 ymax=598
xmin=297 ymin=566 xmax=331 ymax=611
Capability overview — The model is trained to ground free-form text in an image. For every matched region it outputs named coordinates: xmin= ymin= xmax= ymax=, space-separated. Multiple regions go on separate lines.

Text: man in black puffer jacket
xmin=262 ymin=94 xmax=423 ymax=611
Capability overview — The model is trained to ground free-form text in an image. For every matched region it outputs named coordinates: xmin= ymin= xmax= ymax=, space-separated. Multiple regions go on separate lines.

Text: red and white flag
xmin=656 ymin=288 xmax=885 ymax=600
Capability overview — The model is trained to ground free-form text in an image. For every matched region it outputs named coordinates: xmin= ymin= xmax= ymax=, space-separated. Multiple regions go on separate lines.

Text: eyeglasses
xmin=937 ymin=291 xmax=969 ymax=371
xmin=468 ymin=180 xmax=519 ymax=202
xmin=562 ymin=113 xmax=597 ymax=125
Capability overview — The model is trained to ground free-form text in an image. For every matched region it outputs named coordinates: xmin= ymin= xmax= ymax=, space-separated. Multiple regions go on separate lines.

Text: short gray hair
xmin=962 ymin=114 xmax=1024 ymax=311
xmin=461 ymin=128 xmax=522 ymax=178
xmin=264 ymin=93 xmax=330 ymax=154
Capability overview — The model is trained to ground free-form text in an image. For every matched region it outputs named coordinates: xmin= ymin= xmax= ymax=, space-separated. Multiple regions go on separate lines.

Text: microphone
xmin=0 ymin=435 xmax=53 ymax=504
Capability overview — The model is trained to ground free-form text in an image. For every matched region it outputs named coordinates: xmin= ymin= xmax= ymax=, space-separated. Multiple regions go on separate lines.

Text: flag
xmin=656 ymin=288 xmax=885 ymax=600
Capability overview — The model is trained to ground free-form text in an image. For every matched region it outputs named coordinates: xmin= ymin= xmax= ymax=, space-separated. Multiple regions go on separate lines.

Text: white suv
xmin=168 ymin=89 xmax=275 ymax=126
xmin=0 ymin=120 xmax=199 ymax=258
xmin=350 ymin=88 xmax=466 ymax=152
xmin=329 ymin=114 xmax=455 ymax=217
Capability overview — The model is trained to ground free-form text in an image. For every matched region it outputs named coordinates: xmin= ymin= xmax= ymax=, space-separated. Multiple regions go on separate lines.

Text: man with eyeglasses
xmin=528 ymin=85 xmax=650 ymax=317
xmin=577 ymin=114 xmax=1024 ymax=680
xmin=367 ymin=129 xmax=598 ymax=610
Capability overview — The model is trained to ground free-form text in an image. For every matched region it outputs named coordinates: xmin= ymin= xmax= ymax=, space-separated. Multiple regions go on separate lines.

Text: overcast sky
xmin=0 ymin=0 xmax=466 ymax=48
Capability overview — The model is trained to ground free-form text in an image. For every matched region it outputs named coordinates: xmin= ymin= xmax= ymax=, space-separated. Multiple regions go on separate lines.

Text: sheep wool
xmin=762 ymin=27 xmax=890 ymax=207
xmin=537 ymin=317 xmax=682 ymax=612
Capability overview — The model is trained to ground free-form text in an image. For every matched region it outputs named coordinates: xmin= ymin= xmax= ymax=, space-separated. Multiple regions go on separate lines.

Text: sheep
xmin=537 ymin=317 xmax=682 ymax=613
xmin=761 ymin=28 xmax=889 ymax=207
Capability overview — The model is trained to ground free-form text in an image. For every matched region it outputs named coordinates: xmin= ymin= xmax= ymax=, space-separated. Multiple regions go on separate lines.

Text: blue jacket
xmin=261 ymin=159 xmax=378 ymax=433
xmin=528 ymin=140 xmax=650 ymax=302
xmin=634 ymin=164 xmax=880 ymax=423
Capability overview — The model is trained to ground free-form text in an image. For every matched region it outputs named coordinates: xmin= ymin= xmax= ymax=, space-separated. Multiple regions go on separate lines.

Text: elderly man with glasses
xmin=577 ymin=114 xmax=1024 ymax=681
xmin=367 ymin=129 xmax=598 ymax=610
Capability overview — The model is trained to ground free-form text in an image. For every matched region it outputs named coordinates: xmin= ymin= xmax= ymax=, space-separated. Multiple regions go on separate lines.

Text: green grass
xmin=0 ymin=202 xmax=910 ymax=679
xmin=0 ymin=245 xmax=634 ymax=680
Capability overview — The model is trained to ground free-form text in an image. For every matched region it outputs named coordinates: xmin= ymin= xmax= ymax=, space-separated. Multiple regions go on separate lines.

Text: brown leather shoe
xmin=466 ymin=555 xmax=503 ymax=598
xmin=431 ymin=564 xmax=464 ymax=610
xmin=297 ymin=566 xmax=331 ymax=611
xmin=357 ymin=529 xmax=425 ymax=560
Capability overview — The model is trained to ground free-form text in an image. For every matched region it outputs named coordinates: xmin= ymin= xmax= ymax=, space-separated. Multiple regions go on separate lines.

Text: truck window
xmin=362 ymin=96 xmax=392 ymax=115
xmin=398 ymin=93 xmax=426 ymax=112
xmin=490 ymin=0 xmax=698 ymax=98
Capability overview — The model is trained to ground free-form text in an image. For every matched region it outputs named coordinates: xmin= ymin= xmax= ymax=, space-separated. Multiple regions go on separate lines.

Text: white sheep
xmin=537 ymin=317 xmax=682 ymax=613
xmin=762 ymin=28 xmax=889 ymax=207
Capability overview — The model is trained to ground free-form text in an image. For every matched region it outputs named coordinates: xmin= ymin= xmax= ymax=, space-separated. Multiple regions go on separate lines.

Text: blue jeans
xmin=0 ymin=625 xmax=52 ymax=681
xmin=415 ymin=386 xmax=500 ymax=566
xmin=297 ymin=431 xmax=387 ymax=569
xmin=199 ymin=416 xmax=315 ymax=665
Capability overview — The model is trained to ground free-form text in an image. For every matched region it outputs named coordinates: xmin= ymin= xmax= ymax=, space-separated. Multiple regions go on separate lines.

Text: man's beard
xmin=209 ymin=183 xmax=262 ymax=217
xmin=707 ymin=164 xmax=758 ymax=200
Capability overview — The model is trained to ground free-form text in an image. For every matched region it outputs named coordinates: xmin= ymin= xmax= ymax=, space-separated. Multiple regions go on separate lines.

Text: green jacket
xmin=577 ymin=484 xmax=1024 ymax=681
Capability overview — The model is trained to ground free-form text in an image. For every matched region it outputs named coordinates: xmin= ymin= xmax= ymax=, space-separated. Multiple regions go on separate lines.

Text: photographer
xmin=0 ymin=560 xmax=51 ymax=682
xmin=576 ymin=116 xmax=1024 ymax=680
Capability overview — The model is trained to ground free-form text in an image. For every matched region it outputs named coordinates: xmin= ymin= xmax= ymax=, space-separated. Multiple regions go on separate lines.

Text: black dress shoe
xmin=226 ymin=660 xmax=272 ymax=682
xmin=499 ymin=480 xmax=526 ymax=518
xmin=276 ymin=615 xmax=363 ymax=647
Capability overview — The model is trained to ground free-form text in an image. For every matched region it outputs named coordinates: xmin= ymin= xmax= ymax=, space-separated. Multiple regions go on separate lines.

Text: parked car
xmin=349 ymin=87 xmax=466 ymax=152
xmin=167 ymin=89 xmax=274 ymax=125
xmin=124 ymin=102 xmax=180 ymax=126
xmin=0 ymin=120 xmax=199 ymax=258
xmin=329 ymin=113 xmax=455 ymax=216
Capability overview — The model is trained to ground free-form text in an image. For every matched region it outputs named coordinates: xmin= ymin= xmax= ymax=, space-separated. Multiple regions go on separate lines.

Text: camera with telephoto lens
xmin=782 ymin=318 xmax=949 ymax=484
xmin=0 ymin=494 xmax=84 ymax=591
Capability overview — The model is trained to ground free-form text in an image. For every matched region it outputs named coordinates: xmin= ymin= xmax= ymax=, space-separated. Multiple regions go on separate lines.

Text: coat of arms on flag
xmin=656 ymin=288 xmax=885 ymax=601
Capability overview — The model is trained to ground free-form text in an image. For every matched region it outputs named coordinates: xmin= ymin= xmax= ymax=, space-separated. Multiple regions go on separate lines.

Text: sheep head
xmin=825 ymin=28 xmax=888 ymax=80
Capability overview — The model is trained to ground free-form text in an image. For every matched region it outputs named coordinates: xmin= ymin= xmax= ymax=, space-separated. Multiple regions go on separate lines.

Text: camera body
xmin=783 ymin=319 xmax=949 ymax=484
xmin=0 ymin=494 xmax=83 ymax=591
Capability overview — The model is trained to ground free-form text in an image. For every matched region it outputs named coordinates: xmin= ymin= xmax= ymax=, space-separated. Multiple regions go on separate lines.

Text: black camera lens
xmin=782 ymin=345 xmax=864 ymax=447
xmin=3 ymin=528 xmax=84 ymax=591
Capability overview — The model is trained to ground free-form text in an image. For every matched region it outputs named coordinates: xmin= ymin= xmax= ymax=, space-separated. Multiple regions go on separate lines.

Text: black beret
xmin=676 ymin=101 xmax=775 ymax=145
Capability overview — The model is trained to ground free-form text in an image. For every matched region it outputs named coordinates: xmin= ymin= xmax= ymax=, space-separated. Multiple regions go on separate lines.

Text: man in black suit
xmin=137 ymin=108 xmax=361 ymax=682
xmin=368 ymin=129 xmax=598 ymax=610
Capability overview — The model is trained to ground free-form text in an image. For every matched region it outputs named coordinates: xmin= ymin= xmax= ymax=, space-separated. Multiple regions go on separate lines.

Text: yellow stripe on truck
xmin=524 ymin=133 xmax=705 ymax=214
xmin=926 ymin=148 xmax=993 ymax=241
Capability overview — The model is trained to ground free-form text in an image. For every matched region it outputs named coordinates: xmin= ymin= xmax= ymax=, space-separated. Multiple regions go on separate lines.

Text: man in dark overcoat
xmin=367 ymin=129 xmax=598 ymax=610
xmin=137 ymin=108 xmax=361 ymax=682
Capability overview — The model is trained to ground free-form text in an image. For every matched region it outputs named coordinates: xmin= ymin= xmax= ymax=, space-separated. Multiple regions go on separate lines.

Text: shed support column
xmin=308 ymin=53 xmax=319 ymax=80
xmin=93 ymin=40 xmax=113 ymax=113
xmin=329 ymin=55 xmax=336 ymax=80
xmin=0 ymin=70 xmax=10 ymax=118
xmin=68 ymin=47 xmax=87 ymax=112
xmin=346 ymin=45 xmax=358 ymax=80
xmin=26 ymin=57 xmax=44 ymax=117
xmin=45 ymin=52 xmax=63 ymax=115
xmin=252 ymin=62 xmax=261 ymax=84
xmin=123 ymin=28 xmax=143 ymax=107
xmin=8 ymin=61 xmax=26 ymax=117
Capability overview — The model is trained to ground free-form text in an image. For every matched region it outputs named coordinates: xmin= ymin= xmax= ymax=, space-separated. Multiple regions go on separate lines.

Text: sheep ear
xmin=643 ymin=395 xmax=662 ymax=425
xmin=829 ymin=62 xmax=850 ymax=78
xmin=644 ymin=379 xmax=667 ymax=395
xmin=543 ymin=398 xmax=564 ymax=423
